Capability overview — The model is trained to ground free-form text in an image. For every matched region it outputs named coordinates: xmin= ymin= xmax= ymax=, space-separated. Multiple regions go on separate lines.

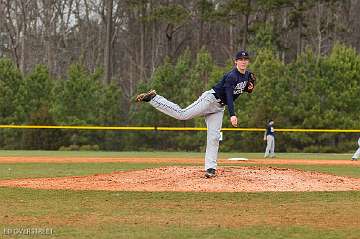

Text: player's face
xmin=235 ymin=58 xmax=249 ymax=71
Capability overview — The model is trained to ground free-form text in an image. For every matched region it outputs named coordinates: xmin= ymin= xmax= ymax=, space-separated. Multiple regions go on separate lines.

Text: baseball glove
xmin=245 ymin=72 xmax=256 ymax=93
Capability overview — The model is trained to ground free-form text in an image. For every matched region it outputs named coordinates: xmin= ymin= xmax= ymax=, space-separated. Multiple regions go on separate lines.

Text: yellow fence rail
xmin=0 ymin=125 xmax=359 ymax=133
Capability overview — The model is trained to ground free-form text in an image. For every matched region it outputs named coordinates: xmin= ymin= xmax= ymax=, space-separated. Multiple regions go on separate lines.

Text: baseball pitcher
xmin=135 ymin=50 xmax=256 ymax=178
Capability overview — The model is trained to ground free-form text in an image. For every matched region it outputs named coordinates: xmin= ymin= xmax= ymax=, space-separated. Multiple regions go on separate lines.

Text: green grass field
xmin=1 ymin=151 xmax=359 ymax=239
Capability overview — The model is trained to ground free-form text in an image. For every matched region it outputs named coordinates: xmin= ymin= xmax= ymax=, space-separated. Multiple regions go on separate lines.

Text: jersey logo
xmin=233 ymin=81 xmax=248 ymax=94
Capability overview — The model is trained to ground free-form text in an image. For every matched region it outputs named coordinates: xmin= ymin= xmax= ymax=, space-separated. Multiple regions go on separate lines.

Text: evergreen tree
xmin=0 ymin=59 xmax=23 ymax=148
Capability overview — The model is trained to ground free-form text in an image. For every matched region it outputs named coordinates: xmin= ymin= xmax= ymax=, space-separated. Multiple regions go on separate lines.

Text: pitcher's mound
xmin=1 ymin=166 xmax=360 ymax=192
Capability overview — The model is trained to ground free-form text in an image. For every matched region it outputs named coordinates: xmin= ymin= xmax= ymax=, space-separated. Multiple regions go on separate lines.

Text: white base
xmin=228 ymin=157 xmax=249 ymax=161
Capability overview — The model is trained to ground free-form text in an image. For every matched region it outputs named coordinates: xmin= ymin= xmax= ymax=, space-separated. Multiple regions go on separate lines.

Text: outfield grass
xmin=1 ymin=188 xmax=360 ymax=239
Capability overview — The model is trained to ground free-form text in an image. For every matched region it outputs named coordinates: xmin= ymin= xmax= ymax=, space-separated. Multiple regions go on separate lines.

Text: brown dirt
xmin=0 ymin=166 xmax=359 ymax=192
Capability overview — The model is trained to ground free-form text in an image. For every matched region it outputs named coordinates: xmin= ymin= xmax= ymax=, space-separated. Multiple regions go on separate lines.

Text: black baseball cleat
xmin=135 ymin=89 xmax=157 ymax=102
xmin=352 ymin=158 xmax=358 ymax=161
xmin=205 ymin=168 xmax=216 ymax=178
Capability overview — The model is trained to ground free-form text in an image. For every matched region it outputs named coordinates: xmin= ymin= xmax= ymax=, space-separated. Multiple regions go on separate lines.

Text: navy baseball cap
xmin=235 ymin=50 xmax=249 ymax=60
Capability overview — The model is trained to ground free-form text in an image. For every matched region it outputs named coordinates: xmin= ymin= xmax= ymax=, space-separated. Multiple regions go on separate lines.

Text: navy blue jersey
xmin=212 ymin=68 xmax=251 ymax=116
xmin=266 ymin=125 xmax=275 ymax=137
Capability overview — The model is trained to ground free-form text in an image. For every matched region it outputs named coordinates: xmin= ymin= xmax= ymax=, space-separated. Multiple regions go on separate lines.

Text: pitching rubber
xmin=228 ymin=157 xmax=249 ymax=161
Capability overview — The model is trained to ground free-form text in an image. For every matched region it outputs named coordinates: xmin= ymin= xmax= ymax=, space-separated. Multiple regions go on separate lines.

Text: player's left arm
xmin=245 ymin=72 xmax=256 ymax=93
xmin=224 ymin=75 xmax=238 ymax=127
xmin=263 ymin=130 xmax=267 ymax=141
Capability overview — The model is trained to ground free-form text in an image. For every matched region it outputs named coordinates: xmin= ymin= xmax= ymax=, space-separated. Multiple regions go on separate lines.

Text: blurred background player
xmin=352 ymin=136 xmax=360 ymax=161
xmin=135 ymin=50 xmax=256 ymax=178
xmin=264 ymin=119 xmax=275 ymax=158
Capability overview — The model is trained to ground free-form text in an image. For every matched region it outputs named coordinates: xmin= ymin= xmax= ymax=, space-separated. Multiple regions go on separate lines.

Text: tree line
xmin=1 ymin=0 xmax=360 ymax=105
xmin=0 ymin=43 xmax=359 ymax=152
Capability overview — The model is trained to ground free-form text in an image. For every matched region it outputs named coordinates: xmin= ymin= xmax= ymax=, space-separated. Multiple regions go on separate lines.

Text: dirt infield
xmin=0 ymin=156 xmax=359 ymax=192
xmin=1 ymin=165 xmax=360 ymax=192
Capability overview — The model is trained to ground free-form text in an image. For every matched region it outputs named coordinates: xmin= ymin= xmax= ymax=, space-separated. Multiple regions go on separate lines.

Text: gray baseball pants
xmin=264 ymin=135 xmax=275 ymax=157
xmin=352 ymin=137 xmax=360 ymax=159
xmin=149 ymin=89 xmax=225 ymax=170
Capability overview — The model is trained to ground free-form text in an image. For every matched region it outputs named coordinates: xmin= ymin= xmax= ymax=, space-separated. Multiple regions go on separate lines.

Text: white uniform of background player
xmin=352 ymin=137 xmax=360 ymax=161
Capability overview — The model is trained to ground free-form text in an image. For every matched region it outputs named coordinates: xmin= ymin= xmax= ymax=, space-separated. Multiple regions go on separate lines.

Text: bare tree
xmin=2 ymin=0 xmax=22 ymax=69
xmin=0 ymin=0 xmax=359 ymax=101
xmin=296 ymin=0 xmax=304 ymax=57
xmin=36 ymin=0 xmax=58 ymax=75
xmin=241 ymin=0 xmax=251 ymax=50
xmin=104 ymin=0 xmax=113 ymax=84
